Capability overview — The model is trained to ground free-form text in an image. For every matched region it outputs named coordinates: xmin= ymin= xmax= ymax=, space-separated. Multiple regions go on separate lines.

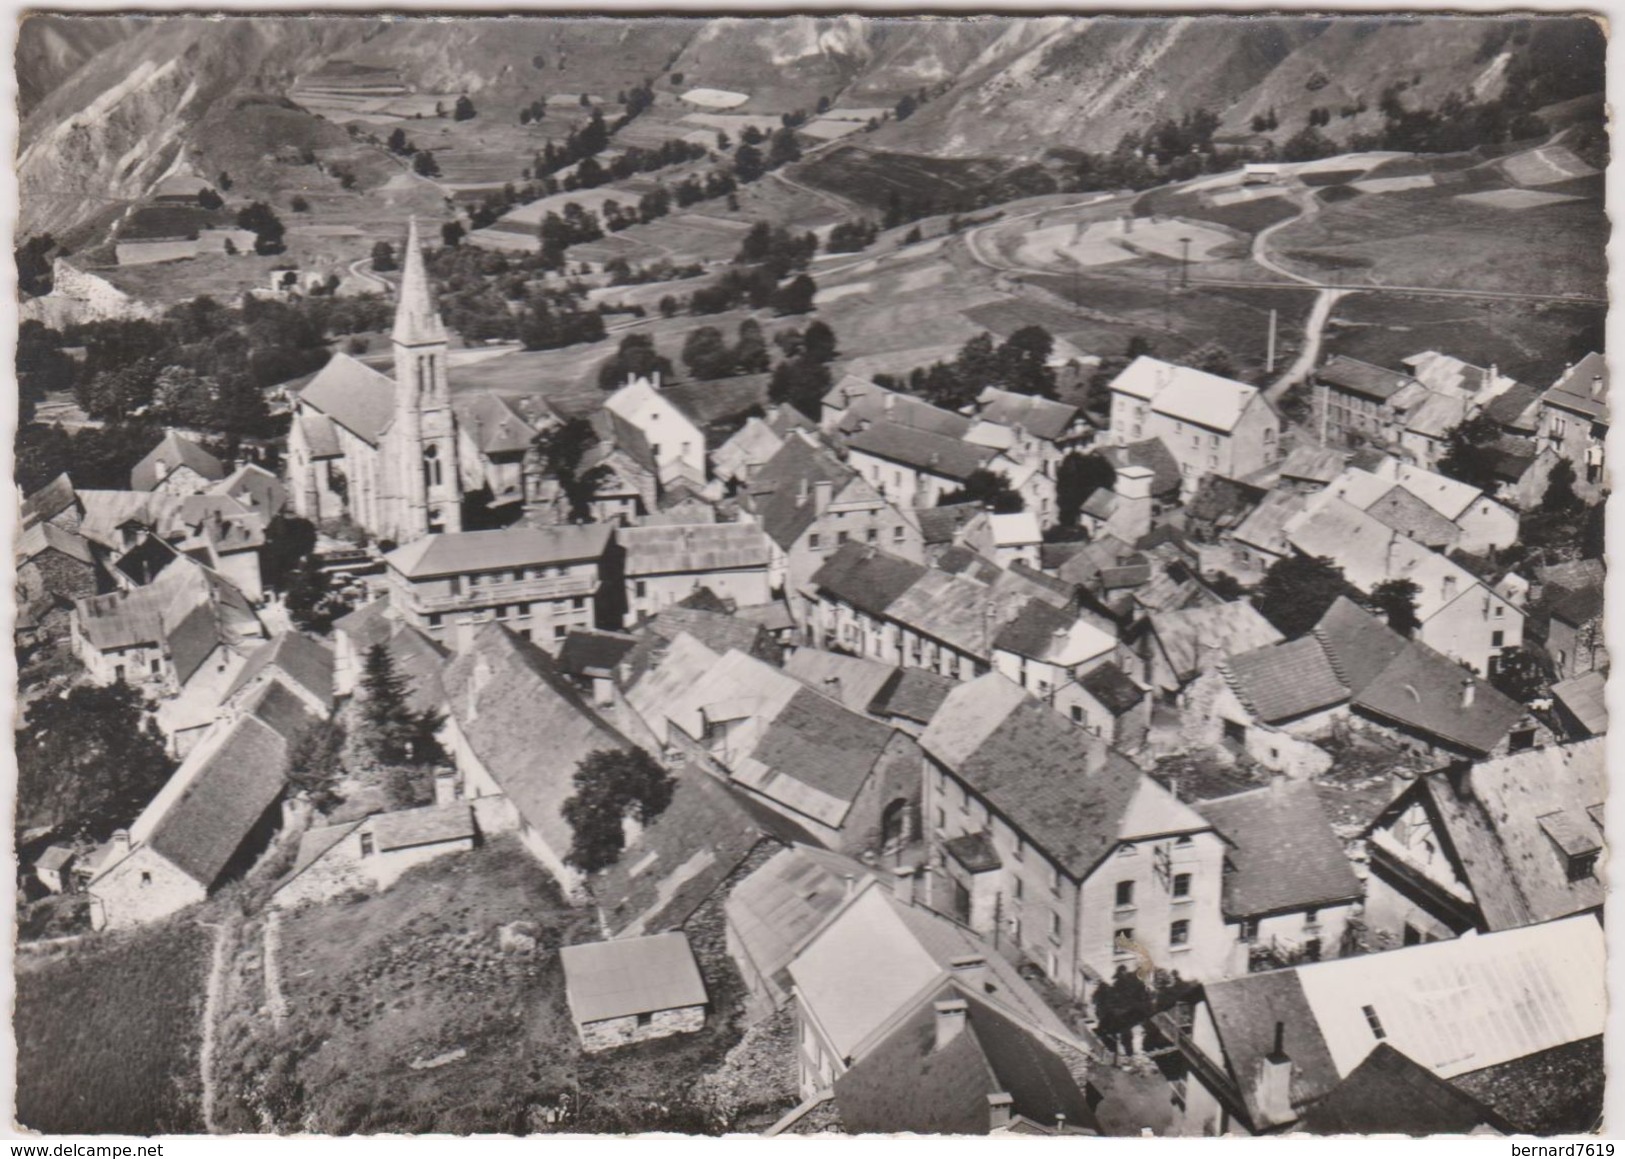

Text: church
xmin=286 ymin=220 xmax=468 ymax=547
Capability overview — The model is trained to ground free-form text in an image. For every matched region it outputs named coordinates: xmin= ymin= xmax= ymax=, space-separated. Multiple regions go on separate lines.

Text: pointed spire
xmin=392 ymin=217 xmax=446 ymax=346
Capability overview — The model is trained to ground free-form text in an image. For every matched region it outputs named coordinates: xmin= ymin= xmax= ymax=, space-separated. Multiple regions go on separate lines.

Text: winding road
xmin=1250 ymin=189 xmax=1345 ymax=401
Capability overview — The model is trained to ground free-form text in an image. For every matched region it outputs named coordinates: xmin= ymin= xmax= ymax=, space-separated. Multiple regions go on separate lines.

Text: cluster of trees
xmin=682 ymin=318 xmax=771 ymax=380
xmin=17 ymin=233 xmax=57 ymax=297
xmin=536 ymin=108 xmax=612 ymax=179
xmin=875 ymin=325 xmax=1057 ymax=410
xmin=670 ymin=168 xmax=739 ymax=209
xmin=236 ymin=202 xmax=286 ymax=254
xmin=603 ymin=256 xmax=705 ymax=286
xmin=940 ymin=469 xmax=1024 ymax=513
xmin=825 ymin=219 xmax=880 ymax=254
xmin=598 ymin=332 xmax=673 ymax=389
xmin=735 ymin=221 xmax=819 ymax=276
xmin=383 ymin=127 xmax=442 ymax=177
xmin=538 ymin=202 xmax=606 ymax=268
xmin=532 ymin=417 xmax=613 ymax=521
xmin=517 ymin=293 xmax=607 ymax=352
xmin=1069 ymin=110 xmax=1242 ymax=192
xmin=563 ymin=747 xmax=675 ymax=873
xmin=569 ymin=138 xmax=710 ymax=192
xmin=453 ymin=93 xmax=477 ymax=122
xmin=768 ymin=319 xmax=840 ymax=418
xmin=729 ymin=124 xmax=802 ymax=184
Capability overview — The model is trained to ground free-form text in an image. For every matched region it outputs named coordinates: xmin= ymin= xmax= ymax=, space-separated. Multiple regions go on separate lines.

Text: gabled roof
xmin=372 ymin=801 xmax=474 ymax=852
xmin=456 ymin=392 xmax=536 ymax=456
xmin=1352 ymin=643 xmax=1525 ymax=755
xmin=835 ymin=987 xmax=1096 ymax=1135
xmin=783 ymin=648 xmax=898 ymax=716
xmin=993 ymin=598 xmax=1115 ymax=667
xmin=746 ymin=436 xmax=867 ymax=550
xmin=1098 ymin=437 xmax=1182 ymax=497
xmin=732 ymin=686 xmax=898 ymax=829
xmin=1412 ymin=739 xmax=1605 ymax=930
xmin=809 ymin=542 xmax=927 ymax=618
xmin=1550 ymin=670 xmax=1607 ymax=736
xmin=642 ymin=604 xmax=777 ymax=663
xmin=975 ymin=387 xmax=1081 ymax=442
xmin=131 ymin=431 xmax=225 ymax=492
xmin=224 ymin=631 xmax=335 ymax=709
xmin=1274 ymin=445 xmax=1347 ymax=486
xmin=1222 ymin=635 xmax=1348 ymax=724
xmin=1449 ymin=1036 xmax=1604 ymax=1136
xmin=594 ymin=763 xmax=768 ymax=938
xmin=826 ymin=380 xmax=971 ymax=438
xmin=1481 ymin=381 xmax=1543 ymax=432
xmin=1147 ymin=601 xmax=1283 ymax=687
xmin=1076 ymin=662 xmax=1144 ymax=716
xmin=442 ymin=623 xmax=637 ymax=855
xmin=617 ymin=521 xmax=770 ymax=576
xmin=868 ymin=666 xmax=957 ymax=726
xmin=386 ymin=524 xmax=612 ymax=579
xmin=1540 ymin=351 xmax=1607 ymax=424
xmin=17 ymin=521 xmax=95 ymax=566
xmin=1404 ymin=391 xmax=1469 ymax=440
xmin=212 ymin=463 xmax=289 ymax=518
xmin=633 ymin=645 xmax=801 ymax=752
xmin=1362 ymin=485 xmax=1460 ymax=549
xmin=1298 ymin=1043 xmax=1511 ymax=1136
xmin=845 ymin=420 xmax=999 ymax=481
xmin=1109 ymin=356 xmax=1262 ymax=433
xmin=1202 ymin=968 xmax=1342 ymax=1130
xmin=296 ymin=353 xmax=398 ymax=447
xmin=166 ymin=599 xmax=226 ymax=685
xmin=560 ymin=931 xmax=707 ymax=1024
xmin=1310 ymin=597 xmax=1408 ymax=696
xmin=1196 ymin=782 xmax=1361 ymax=919
xmin=557 ymin=629 xmax=639 ymax=680
xmin=1316 ymin=355 xmax=1419 ymax=401
xmin=711 ymin=415 xmax=787 ymax=481
xmin=725 ymin=845 xmax=878 ymax=1002
xmin=21 ymin=473 xmax=78 ymax=527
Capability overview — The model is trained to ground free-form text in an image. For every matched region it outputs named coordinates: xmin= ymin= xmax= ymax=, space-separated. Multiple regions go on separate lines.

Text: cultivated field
xmin=15 ymin=920 xmax=212 ymax=1134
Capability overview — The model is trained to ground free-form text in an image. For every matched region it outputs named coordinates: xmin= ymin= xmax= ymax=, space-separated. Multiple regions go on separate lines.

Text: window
xmin=1172 ymin=873 xmax=1191 ymax=899
xmin=1013 ymin=838 xmax=1024 ymax=863
xmin=1170 ymin=1072 xmax=1188 ymax=1112
xmin=837 ymin=530 xmax=849 ymax=545
xmin=1115 ymin=881 xmax=1135 ymax=908
xmin=1304 ymin=938 xmax=1322 ymax=962
xmin=1170 ymin=919 xmax=1190 ymax=948
xmin=1239 ymin=918 xmax=1259 ymax=944
xmin=495 ymin=604 xmax=510 ymax=621
xmin=1362 ymin=1005 xmax=1386 ymax=1040
xmin=961 ymin=784 xmax=971 ymax=810
xmin=1494 ymin=603 xmax=1504 ymax=618
xmin=140 ymin=871 xmax=152 ymax=887
xmin=935 ymin=808 xmax=945 ymax=831
xmin=1118 ymin=843 xmax=1138 ymax=858
xmin=1568 ymin=851 xmax=1600 ymax=882
xmin=1304 ymin=908 xmax=1319 ymax=928
xmin=866 ymin=527 xmax=878 ymax=544
xmin=1175 ymin=835 xmax=1193 ymax=848
xmin=1013 ymin=877 xmax=1024 ymax=901
xmin=429 ymin=613 xmax=443 ymax=628
xmin=1048 ymin=911 xmax=1062 ymax=943
xmin=635 ymin=580 xmax=648 ymax=599
xmin=1510 ymin=728 xmax=1537 ymax=753
xmin=1113 ymin=929 xmax=1135 ymax=957
xmin=1071 ymin=705 xmax=1084 ymax=724
xmin=1403 ymin=924 xmax=1423 ymax=947
xmin=150 ymin=657 xmax=162 ymax=676
xmin=893 ymin=526 xmax=906 ymax=545
xmin=554 ymin=624 xmax=568 ymax=641
xmin=1222 ymin=719 xmax=1246 ymax=745
xmin=636 ymin=1012 xmax=653 ymax=1028
xmin=1491 ymin=630 xmax=1505 ymax=648
xmin=572 ymin=596 xmax=586 ymax=611
xmin=1050 ymin=864 xmax=1063 ymax=894
xmin=809 ymin=533 xmax=821 ymax=551
xmin=359 ymin=833 xmax=375 ymax=858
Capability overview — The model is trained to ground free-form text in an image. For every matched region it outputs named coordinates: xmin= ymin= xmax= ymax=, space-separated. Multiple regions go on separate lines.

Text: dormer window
xmin=1362 ymin=1005 xmax=1386 ymax=1040
xmin=1539 ymin=810 xmax=1601 ymax=883
xmin=1568 ymin=852 xmax=1599 ymax=882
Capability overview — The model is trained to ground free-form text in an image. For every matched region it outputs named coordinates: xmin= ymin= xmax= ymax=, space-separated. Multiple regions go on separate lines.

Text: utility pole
xmin=1179 ymin=236 xmax=1192 ymax=289
xmin=1266 ymin=308 xmax=1278 ymax=375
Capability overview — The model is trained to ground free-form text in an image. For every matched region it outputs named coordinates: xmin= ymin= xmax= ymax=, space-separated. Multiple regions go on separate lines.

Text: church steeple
xmin=392 ymin=217 xmax=446 ymax=347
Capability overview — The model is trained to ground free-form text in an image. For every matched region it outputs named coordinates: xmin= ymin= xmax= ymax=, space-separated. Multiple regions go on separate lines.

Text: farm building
xmin=560 ymin=931 xmax=708 ymax=1052
xmin=272 ymin=799 xmax=475 ymax=908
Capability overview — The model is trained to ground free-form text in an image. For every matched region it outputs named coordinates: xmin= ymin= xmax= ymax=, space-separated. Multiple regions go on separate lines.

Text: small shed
xmin=560 ymin=931 xmax=708 ymax=1052
xmin=35 ymin=845 xmax=76 ymax=893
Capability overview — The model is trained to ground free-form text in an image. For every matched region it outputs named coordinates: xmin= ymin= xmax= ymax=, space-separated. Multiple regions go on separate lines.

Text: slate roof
xmin=386 ymin=524 xmax=612 ymax=580
xmin=783 ymin=648 xmax=898 ymax=716
xmin=725 ymin=845 xmax=877 ymax=1003
xmin=456 ymin=392 xmax=536 ymax=456
xmin=17 ymin=522 xmax=95 ymax=566
xmin=224 ymin=631 xmax=335 ymax=708
xmin=1310 ymin=597 xmax=1408 ymax=696
xmin=371 ymin=801 xmax=474 ymax=852
xmin=167 ymin=600 xmax=225 ymax=686
xmin=1196 ymin=782 xmax=1361 ymax=919
xmin=732 ymin=686 xmax=898 ymax=829
xmin=944 ymin=832 xmax=1002 ymax=874
xmin=298 ymin=413 xmax=343 ymax=459
xmin=1540 ymin=351 xmax=1608 ymax=424
xmin=975 ymin=387 xmax=1081 ymax=442
xmin=643 ymin=605 xmax=776 ymax=663
xmin=334 ymin=597 xmax=394 ymax=652
xmin=1231 ymin=489 xmax=1309 ymax=558
xmin=1223 ymin=635 xmax=1348 ymax=724
xmin=1352 ymin=643 xmax=1525 ymax=755
xmin=809 ymin=542 xmax=927 ymax=618
xmin=560 ymin=932 xmax=708 ymax=1024
xmin=845 ymin=420 xmax=999 ymax=481
xmin=558 ymin=629 xmax=639 ymax=679
xmin=827 ymin=381 xmax=971 ymax=438
xmin=1449 ymin=1036 xmax=1604 ymax=1136
xmin=868 ymin=666 xmax=957 ymax=725
xmin=1551 ymin=671 xmax=1607 ymax=736
xmin=1481 ymin=381 xmax=1543 ymax=432
xmin=275 ymin=818 xmax=366 ymax=895
xmin=131 ymin=432 xmax=225 ymax=492
xmin=214 ymin=463 xmax=289 ymax=517
xmin=595 ymin=763 xmax=768 ymax=937
xmin=21 ymin=473 xmax=78 ymax=527
xmin=1404 ymin=391 xmax=1469 ymax=440
xmin=745 ymin=436 xmax=860 ymax=550
xmin=1202 ymin=968 xmax=1343 ymax=1130
xmin=1409 ymin=739 xmax=1605 ymax=931
xmin=922 ymin=678 xmax=1202 ymax=878
xmin=1076 ymin=662 xmax=1144 ymax=717
xmin=1110 ymin=356 xmax=1262 ymax=432
xmin=1098 ymin=437 xmax=1181 ymax=496
xmin=442 ymin=623 xmax=637 ymax=857
xmin=1298 ymin=1044 xmax=1511 ymax=1136
xmin=834 ymin=987 xmax=1095 ymax=1135
xmin=295 ymin=353 xmax=399 ymax=446
xmin=1148 ymin=601 xmax=1283 ymax=687
xmin=618 ymin=521 xmax=770 ymax=576
xmin=1364 ymin=486 xmax=1460 ymax=549
xmin=915 ymin=502 xmax=981 ymax=546
xmin=1316 ymin=354 xmax=1419 ymax=401
xmin=1275 ymin=445 xmax=1347 ymax=486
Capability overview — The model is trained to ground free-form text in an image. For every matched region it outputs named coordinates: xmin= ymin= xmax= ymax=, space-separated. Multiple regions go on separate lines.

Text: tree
xmin=734 ymin=318 xmax=770 ymax=374
xmin=732 ymin=143 xmax=765 ymax=184
xmin=413 ymin=150 xmax=442 ymax=178
xmin=940 ymin=469 xmax=1024 ymax=514
xmin=218 ymin=170 xmax=233 ymax=191
xmin=768 ymin=356 xmax=832 ymax=420
xmin=1366 ymin=578 xmax=1422 ymax=637
xmin=1489 ymin=645 xmax=1551 ymax=705
xmin=771 ymin=274 xmax=817 ymax=315
xmin=359 ymin=643 xmax=442 ymax=766
xmin=894 ymin=93 xmax=918 ymax=121
xmin=801 ymin=319 xmax=838 ymax=364
xmin=997 ymin=324 xmax=1057 ymax=397
xmin=371 ymin=241 xmax=397 ymax=272
xmin=682 ymin=325 xmax=735 ymax=380
xmin=1056 ymin=451 xmax=1116 ymax=526
xmin=197 ymin=186 xmax=224 ymax=211
xmin=597 ymin=332 xmax=672 ymax=389
xmin=236 ymin=201 xmax=286 ymax=254
xmin=562 ymin=748 xmax=676 ymax=872
xmin=1436 ymin=413 xmax=1503 ymax=491
xmin=16 ymin=684 xmax=173 ymax=839
xmin=285 ymin=559 xmax=347 ymax=633
xmin=453 ymin=93 xmax=477 ymax=121
xmin=284 ymin=716 xmax=346 ymax=813
xmin=261 ymin=514 xmax=317 ymax=591
xmin=1540 ymin=458 xmax=1583 ymax=516
xmin=1188 ymin=341 xmax=1238 ymax=380
xmin=1254 ymin=554 xmax=1354 ymax=637
xmin=534 ymin=416 xmax=614 ymax=521
xmin=441 ymin=220 xmax=466 ymax=248
xmin=387 ymin=127 xmax=410 ymax=154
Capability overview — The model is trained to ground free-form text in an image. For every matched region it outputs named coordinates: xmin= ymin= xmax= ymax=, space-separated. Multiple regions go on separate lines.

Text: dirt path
xmin=263 ymin=909 xmax=289 ymax=1029
xmin=1250 ymin=188 xmax=1344 ymax=401
xmin=197 ymin=917 xmax=235 ymax=1133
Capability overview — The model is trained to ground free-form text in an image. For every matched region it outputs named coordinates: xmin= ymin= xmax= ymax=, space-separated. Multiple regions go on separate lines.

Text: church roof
xmin=392 ymin=217 xmax=446 ymax=347
xmin=296 ymin=354 xmax=397 ymax=447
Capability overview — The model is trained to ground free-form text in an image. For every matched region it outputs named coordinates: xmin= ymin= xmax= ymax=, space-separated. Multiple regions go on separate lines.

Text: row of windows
xmin=427 ymin=596 xmax=586 ymax=627
xmin=808 ymin=524 xmax=908 ymax=552
xmin=1113 ymin=874 xmax=1192 ymax=908
xmin=1114 ymin=920 xmax=1190 ymax=953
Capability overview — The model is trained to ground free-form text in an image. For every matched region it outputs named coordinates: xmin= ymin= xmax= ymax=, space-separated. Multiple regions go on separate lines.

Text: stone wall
xmin=578 ymin=1004 xmax=706 ymax=1052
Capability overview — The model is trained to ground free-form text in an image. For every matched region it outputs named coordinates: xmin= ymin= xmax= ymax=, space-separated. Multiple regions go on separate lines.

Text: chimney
xmin=813 ymin=479 xmax=833 ymax=515
xmin=111 ymin=829 xmax=131 ymax=858
xmin=823 ymin=674 xmax=842 ymax=702
xmin=890 ymin=864 xmax=917 ymax=905
xmin=651 ymin=369 xmax=662 ymax=391
xmin=949 ymin=954 xmax=986 ymax=972
xmin=883 ymin=392 xmax=896 ymax=414
xmin=842 ymin=872 xmax=858 ymax=898
xmin=1461 ymin=676 xmax=1476 ymax=709
xmin=797 ymin=477 xmax=810 ymax=506
xmin=1441 ymin=574 xmax=1457 ymax=603
xmin=1252 ymin=1022 xmax=1295 ymax=1126
xmin=1593 ymin=372 xmax=1606 ymax=398
xmin=987 ymin=1092 xmax=1014 ymax=1130
xmin=1106 ymin=465 xmax=1155 ymax=543
xmin=433 ymin=770 xmax=459 ymax=806
xmin=933 ymin=998 xmax=968 ymax=1051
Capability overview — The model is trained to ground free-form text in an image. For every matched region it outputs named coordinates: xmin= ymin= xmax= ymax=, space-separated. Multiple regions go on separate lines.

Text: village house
xmin=844 ymin=419 xmax=1007 ymax=511
xmin=1317 ymin=459 xmax=1520 ymax=554
xmin=1294 ymin=1044 xmax=1515 ymax=1136
xmin=819 ymin=376 xmax=970 ymax=441
xmin=1551 ymin=669 xmax=1607 ymax=739
xmin=782 ymin=646 xmax=900 ymax=719
xmin=991 ymin=595 xmax=1117 ymax=702
xmin=212 ymin=462 xmax=289 ymax=522
xmin=561 ymin=932 xmax=709 ymax=1052
xmin=972 ymin=386 xmax=1090 ymax=471
xmin=1125 ymin=599 xmax=1283 ymax=699
xmin=1193 ymin=781 xmax=1362 ymax=975
xmin=272 ymin=799 xmax=475 ymax=909
xmin=617 ymin=521 xmax=773 ymax=625
xmin=1076 ymin=465 xmax=1160 ymax=546
xmin=383 ymin=523 xmax=616 ymax=650
xmin=1153 ymin=915 xmax=1604 ymax=1135
xmin=1529 ymin=557 xmax=1606 ymax=681
xmin=286 ymin=220 xmax=466 ymax=544
xmin=602 ymin=373 xmax=707 ymax=493
xmin=710 ymin=405 xmax=816 ymax=488
xmin=16 ymin=521 xmax=104 ymax=629
xmin=131 ymin=431 xmax=226 ymax=496
xmin=439 ymin=621 xmax=642 ymax=898
xmin=1107 ymin=357 xmax=1280 ymax=497
xmin=960 ymin=509 xmax=1043 ymax=570
xmin=1363 ymin=739 xmax=1604 ymax=945
xmin=222 ymin=630 xmax=335 ymax=719
xmin=865 ymin=666 xmax=958 ymax=736
xmin=556 ymin=628 xmax=641 ymax=708
xmin=921 ymin=673 xmax=1230 ymax=996
xmin=787 ymin=878 xmax=1080 ymax=1100
xmin=1536 ymin=352 xmax=1607 ymax=500
xmin=455 ymin=391 xmax=545 ymax=511
xmin=1312 ymin=355 xmax=1422 ymax=449
xmin=21 ymin=473 xmax=85 ymax=533
xmin=741 ymin=435 xmax=924 ymax=599
xmin=85 ymin=679 xmax=320 ymax=929
xmin=1052 ymin=661 xmax=1152 ymax=751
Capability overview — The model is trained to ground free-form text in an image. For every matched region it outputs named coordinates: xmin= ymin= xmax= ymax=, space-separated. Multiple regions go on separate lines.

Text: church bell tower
xmin=389 ymin=217 xmax=463 ymax=540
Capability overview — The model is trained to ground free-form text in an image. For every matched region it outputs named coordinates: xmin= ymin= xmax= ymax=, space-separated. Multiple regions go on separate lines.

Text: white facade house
xmin=1108 ymin=357 xmax=1280 ymax=497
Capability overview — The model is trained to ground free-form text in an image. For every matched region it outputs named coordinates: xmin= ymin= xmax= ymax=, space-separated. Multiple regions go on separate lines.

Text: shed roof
xmin=558 ymin=629 xmax=639 ymax=679
xmin=371 ymin=801 xmax=474 ymax=852
xmin=17 ymin=521 xmax=95 ymax=566
xmin=560 ymin=931 xmax=707 ymax=1024
xmin=1551 ymin=671 xmax=1607 ymax=736
xmin=1196 ymin=782 xmax=1360 ymax=919
xmin=1076 ymin=662 xmax=1144 ymax=716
